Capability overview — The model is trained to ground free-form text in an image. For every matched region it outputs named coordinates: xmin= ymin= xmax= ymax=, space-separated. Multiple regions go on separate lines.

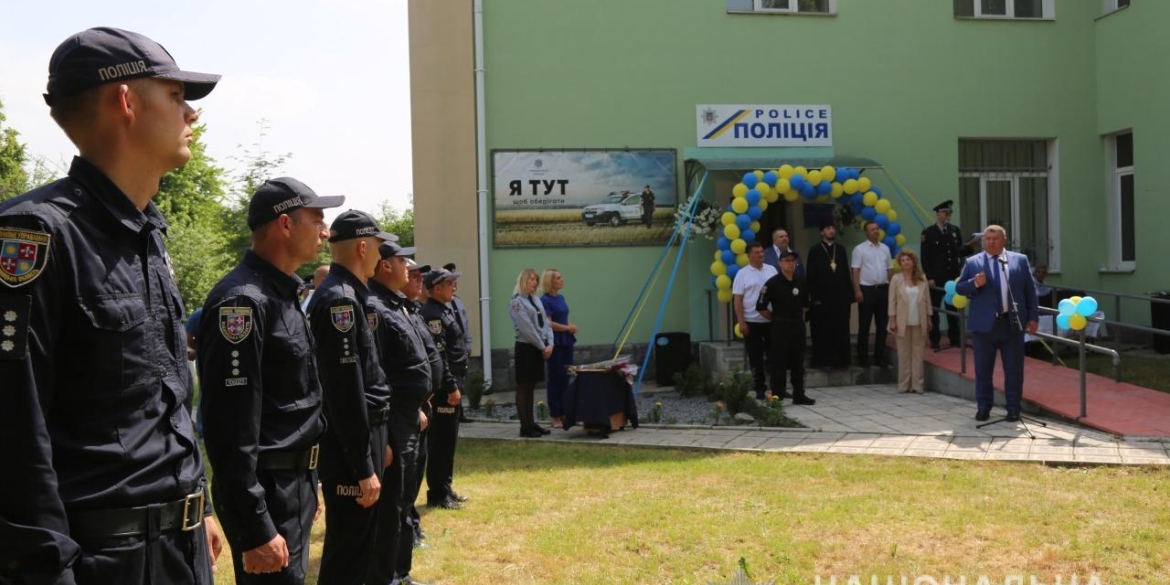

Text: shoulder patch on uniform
xmin=219 ymin=307 xmax=253 ymax=344
xmin=367 ymin=311 xmax=378 ymax=332
xmin=0 ymin=229 xmax=51 ymax=288
xmin=331 ymin=305 xmax=355 ymax=332
xmin=0 ymin=295 xmax=31 ymax=359
xmin=427 ymin=319 xmax=442 ymax=335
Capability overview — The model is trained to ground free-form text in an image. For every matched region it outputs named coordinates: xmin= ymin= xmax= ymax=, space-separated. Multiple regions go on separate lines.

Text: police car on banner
xmin=581 ymin=190 xmax=644 ymax=227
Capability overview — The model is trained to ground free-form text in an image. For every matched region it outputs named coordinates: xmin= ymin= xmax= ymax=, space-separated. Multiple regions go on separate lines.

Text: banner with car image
xmin=492 ymin=149 xmax=678 ymax=248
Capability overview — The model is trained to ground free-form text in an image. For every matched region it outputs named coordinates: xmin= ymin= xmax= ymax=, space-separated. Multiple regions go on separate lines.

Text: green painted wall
xmin=481 ymin=0 xmax=1161 ymax=348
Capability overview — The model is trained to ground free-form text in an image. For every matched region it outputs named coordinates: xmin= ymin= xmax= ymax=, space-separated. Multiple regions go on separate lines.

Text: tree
xmin=223 ymin=120 xmax=292 ymax=265
xmin=0 ymin=97 xmax=31 ymax=202
xmin=376 ymin=197 xmax=415 ymax=247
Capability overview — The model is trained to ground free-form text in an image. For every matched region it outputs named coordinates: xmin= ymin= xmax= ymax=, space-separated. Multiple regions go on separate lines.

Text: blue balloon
xmin=882 ymin=235 xmax=897 ymax=249
xmin=789 ymin=174 xmax=807 ymax=189
xmin=817 ymin=181 xmax=832 ymax=195
xmin=945 ymin=292 xmax=955 ymax=305
xmin=944 ymin=280 xmax=957 ymax=294
xmin=741 ymin=228 xmax=756 ymax=243
xmin=743 ymin=173 xmax=759 ymax=188
xmin=726 ymin=264 xmax=740 ymax=280
xmin=890 ymin=245 xmax=901 ymax=257
xmin=747 ymin=206 xmax=763 ymax=221
xmin=1058 ymin=298 xmax=1075 ymax=315
xmin=1076 ymin=296 xmax=1098 ymax=317
xmin=726 ymin=203 xmax=736 ymax=213
xmin=1056 ymin=313 xmax=1072 ymax=330
xmin=717 ymin=236 xmax=731 ymax=250
xmin=886 ymin=221 xmax=901 ymax=236
xmin=721 ymin=250 xmax=736 ymax=265
xmin=871 ymin=186 xmax=882 ymax=197
xmin=736 ymin=214 xmax=752 ymax=230
xmin=801 ymin=182 xmax=816 ymax=196
xmin=763 ymin=171 xmax=778 ymax=187
xmin=851 ymin=202 xmax=864 ymax=215
xmin=746 ymin=189 xmax=761 ymax=206
xmin=875 ymin=214 xmax=890 ymax=229
xmin=861 ymin=207 xmax=877 ymax=220
xmin=851 ymin=192 xmax=865 ymax=206
xmin=711 ymin=276 xmax=718 ymax=288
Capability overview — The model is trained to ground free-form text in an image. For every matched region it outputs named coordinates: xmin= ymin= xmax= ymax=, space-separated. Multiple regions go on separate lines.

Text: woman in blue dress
xmin=540 ymin=269 xmax=577 ymax=429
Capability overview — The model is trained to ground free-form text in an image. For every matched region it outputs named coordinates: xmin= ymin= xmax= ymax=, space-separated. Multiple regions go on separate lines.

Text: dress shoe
xmin=448 ymin=491 xmax=469 ymax=503
xmin=520 ymin=427 xmax=544 ymax=438
xmin=536 ymin=425 xmax=551 ymax=435
xmin=459 ymin=414 xmax=473 ymax=423
xmin=415 ymin=528 xmax=427 ymax=540
xmin=427 ymin=497 xmax=462 ymax=510
xmin=975 ymin=410 xmax=990 ymax=422
xmin=412 ymin=539 xmax=431 ymax=550
xmin=792 ymin=395 xmax=816 ymax=406
xmin=1005 ymin=412 xmax=1021 ymax=422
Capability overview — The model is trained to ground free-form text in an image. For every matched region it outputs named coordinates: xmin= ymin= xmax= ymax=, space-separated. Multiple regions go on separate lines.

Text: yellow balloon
xmin=753 ymin=170 xmax=765 ymax=181
xmin=750 ymin=221 xmax=761 ymax=232
xmin=843 ymin=179 xmax=859 ymax=195
xmin=879 ymin=229 xmax=887 ymax=240
xmin=731 ymin=198 xmax=749 ymax=214
xmin=887 ymin=209 xmax=898 ymax=222
xmin=1070 ymin=296 xmax=1082 ymax=304
xmin=821 ymin=166 xmax=836 ymax=182
xmin=808 ymin=170 xmax=823 ymax=186
xmin=863 ymin=191 xmax=878 ymax=206
xmin=756 ymin=184 xmax=773 ymax=199
xmin=717 ymin=289 xmax=733 ymax=303
xmin=875 ymin=199 xmax=891 ymax=214
xmin=895 ymin=234 xmax=906 ymax=246
xmin=721 ymin=212 xmax=736 ymax=226
xmin=716 ymin=275 xmax=732 ymax=290
xmin=757 ymin=199 xmax=768 ymax=212
xmin=795 ymin=166 xmax=809 ymax=178
xmin=784 ymin=190 xmax=799 ymax=202
xmin=764 ymin=190 xmax=778 ymax=203
xmin=710 ymin=261 xmax=726 ymax=276
xmin=714 ymin=250 xmax=723 ymax=262
xmin=732 ymin=183 xmax=748 ymax=198
xmin=733 ymin=324 xmax=745 ymax=339
xmin=777 ymin=164 xmax=795 ymax=179
xmin=857 ymin=177 xmax=872 ymax=192
xmin=952 ymin=294 xmax=969 ymax=309
xmin=775 ymin=178 xmax=791 ymax=195
xmin=736 ymin=253 xmax=750 ymax=267
xmin=1070 ymin=313 xmax=1088 ymax=331
xmin=724 ymin=224 xmax=741 ymax=240
xmin=730 ymin=238 xmax=747 ymax=254
xmin=830 ymin=182 xmax=844 ymax=198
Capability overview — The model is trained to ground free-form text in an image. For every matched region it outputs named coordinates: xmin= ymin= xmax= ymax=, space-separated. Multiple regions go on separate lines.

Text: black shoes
xmin=792 ymin=395 xmax=816 ymax=406
xmin=449 ymin=492 xmax=469 ymax=503
xmin=520 ymin=425 xmax=548 ymax=438
xmin=975 ymin=410 xmax=990 ymax=422
xmin=1005 ymin=412 xmax=1021 ymax=422
xmin=427 ymin=497 xmax=462 ymax=510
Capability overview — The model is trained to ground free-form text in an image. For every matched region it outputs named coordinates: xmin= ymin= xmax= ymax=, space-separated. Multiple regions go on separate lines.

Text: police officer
xmin=421 ymin=268 xmax=470 ymax=509
xmin=367 ymin=241 xmax=434 ymax=585
xmin=0 ymin=28 xmax=223 ymax=584
xmin=920 ymin=200 xmax=965 ymax=350
xmin=307 ymin=210 xmax=396 ymax=585
xmin=443 ymin=263 xmax=475 ymax=423
xmin=756 ymin=251 xmax=816 ymax=406
xmin=198 ymin=178 xmax=342 ymax=583
xmin=404 ymin=261 xmax=441 ymax=546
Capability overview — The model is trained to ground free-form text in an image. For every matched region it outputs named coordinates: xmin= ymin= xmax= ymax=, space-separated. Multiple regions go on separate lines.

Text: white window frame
xmin=1105 ymin=131 xmax=1135 ymax=271
xmin=753 ymin=0 xmax=837 ymax=14
xmin=970 ymin=0 xmax=1055 ymax=19
xmin=1102 ymin=0 xmax=1131 ymax=15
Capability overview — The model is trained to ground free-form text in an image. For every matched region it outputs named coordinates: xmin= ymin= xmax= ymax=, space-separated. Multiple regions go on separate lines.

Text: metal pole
xmin=959 ymin=308 xmax=967 ymax=375
xmin=1114 ymin=295 xmax=1122 ymax=382
xmin=1079 ymin=330 xmax=1087 ymax=419
xmin=707 ymin=289 xmax=713 ymax=343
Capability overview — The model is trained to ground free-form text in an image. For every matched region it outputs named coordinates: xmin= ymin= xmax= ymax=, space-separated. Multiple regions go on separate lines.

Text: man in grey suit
xmin=955 ymin=225 xmax=1039 ymax=422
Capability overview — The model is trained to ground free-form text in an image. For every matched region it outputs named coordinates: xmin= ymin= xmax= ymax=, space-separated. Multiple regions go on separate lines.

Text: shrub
xmin=466 ymin=371 xmax=486 ymax=410
xmin=672 ymin=363 xmax=714 ymax=398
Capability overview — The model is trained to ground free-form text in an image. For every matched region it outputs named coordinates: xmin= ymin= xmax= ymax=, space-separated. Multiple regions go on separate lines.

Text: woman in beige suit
xmin=888 ymin=250 xmax=932 ymax=393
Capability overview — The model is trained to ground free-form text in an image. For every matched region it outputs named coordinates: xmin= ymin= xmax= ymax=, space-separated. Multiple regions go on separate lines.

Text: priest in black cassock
xmin=806 ymin=217 xmax=854 ymax=369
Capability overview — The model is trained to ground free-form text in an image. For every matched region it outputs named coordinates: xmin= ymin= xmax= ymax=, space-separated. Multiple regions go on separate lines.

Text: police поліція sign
xmin=696 ymin=104 xmax=832 ymax=148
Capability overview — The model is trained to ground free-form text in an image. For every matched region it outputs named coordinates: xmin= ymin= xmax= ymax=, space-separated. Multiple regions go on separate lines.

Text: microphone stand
xmin=976 ymin=255 xmax=1048 ymax=438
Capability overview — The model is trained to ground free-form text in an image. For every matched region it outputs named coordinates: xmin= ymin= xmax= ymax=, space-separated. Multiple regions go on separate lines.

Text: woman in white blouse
xmin=887 ymin=250 xmax=933 ymax=393
xmin=508 ymin=268 xmax=555 ymax=437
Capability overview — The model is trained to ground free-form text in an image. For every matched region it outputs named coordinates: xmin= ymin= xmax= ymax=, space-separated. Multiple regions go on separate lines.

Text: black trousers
xmin=69 ymin=519 xmax=213 ymax=585
xmin=215 ymin=468 xmax=317 ymax=585
xmin=770 ymin=318 xmax=807 ymax=397
xmin=407 ymin=422 xmax=427 ymax=540
xmin=857 ymin=285 xmax=889 ymax=363
xmin=743 ymin=321 xmax=771 ymax=394
xmin=929 ymin=287 xmax=961 ymax=346
xmin=317 ymin=420 xmax=389 ymax=585
xmin=368 ymin=405 xmax=421 ymax=585
xmin=426 ymin=376 xmax=463 ymax=504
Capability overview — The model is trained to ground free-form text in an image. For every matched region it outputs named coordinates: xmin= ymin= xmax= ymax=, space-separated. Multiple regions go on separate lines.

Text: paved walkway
xmin=460 ymin=384 xmax=1170 ymax=466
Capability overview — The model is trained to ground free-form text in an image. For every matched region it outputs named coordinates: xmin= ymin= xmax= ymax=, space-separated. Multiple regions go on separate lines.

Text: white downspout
xmin=474 ymin=0 xmax=492 ymax=389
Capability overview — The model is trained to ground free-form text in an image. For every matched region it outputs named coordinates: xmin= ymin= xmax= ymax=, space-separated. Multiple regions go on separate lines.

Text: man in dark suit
xmin=955 ymin=225 xmax=1039 ymax=422
xmin=763 ymin=228 xmax=805 ymax=280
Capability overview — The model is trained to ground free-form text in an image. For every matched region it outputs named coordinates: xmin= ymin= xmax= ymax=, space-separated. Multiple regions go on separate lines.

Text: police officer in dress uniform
xmin=756 ymin=251 xmax=817 ymax=406
xmin=367 ymin=242 xmax=434 ymax=585
xmin=920 ymin=200 xmax=965 ymax=350
xmin=307 ymin=210 xmax=396 ymax=585
xmin=443 ymin=263 xmax=475 ymax=424
xmin=404 ymin=261 xmax=439 ymax=546
xmin=420 ymin=268 xmax=470 ymax=510
xmin=198 ymin=178 xmax=342 ymax=583
xmin=0 ymin=28 xmax=224 ymax=585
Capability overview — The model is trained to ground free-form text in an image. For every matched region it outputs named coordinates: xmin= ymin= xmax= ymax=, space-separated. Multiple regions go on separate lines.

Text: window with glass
xmin=953 ymin=0 xmax=1054 ymax=19
xmin=753 ymin=0 xmax=834 ymax=14
xmin=1103 ymin=0 xmax=1131 ymax=14
xmin=958 ymin=139 xmax=1053 ymax=268
xmin=1108 ymin=132 xmax=1135 ymax=268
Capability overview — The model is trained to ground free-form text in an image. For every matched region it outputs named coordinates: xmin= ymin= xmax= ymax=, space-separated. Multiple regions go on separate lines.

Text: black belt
xmin=68 ymin=491 xmax=205 ymax=540
xmin=369 ymin=406 xmax=390 ymax=424
xmin=995 ymin=312 xmax=1015 ymax=320
xmin=257 ymin=445 xmax=319 ymax=471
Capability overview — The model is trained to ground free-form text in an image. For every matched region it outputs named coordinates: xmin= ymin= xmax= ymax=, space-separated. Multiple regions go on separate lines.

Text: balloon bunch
xmin=1056 ymin=296 xmax=1098 ymax=331
xmin=943 ymin=280 xmax=969 ymax=309
xmin=709 ymin=165 xmax=907 ymax=304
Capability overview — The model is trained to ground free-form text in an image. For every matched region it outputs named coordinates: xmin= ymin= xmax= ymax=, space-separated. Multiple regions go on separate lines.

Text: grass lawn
xmin=211 ymin=440 xmax=1170 ymax=585
xmin=1082 ymin=353 xmax=1170 ymax=394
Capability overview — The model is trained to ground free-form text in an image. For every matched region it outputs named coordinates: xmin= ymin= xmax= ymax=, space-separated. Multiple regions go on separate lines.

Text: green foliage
xmin=375 ymin=197 xmax=414 ymax=247
xmin=223 ymin=120 xmax=292 ymax=265
xmin=0 ymin=98 xmax=31 ymax=202
xmin=716 ymin=367 xmax=755 ymax=416
xmin=466 ymin=371 xmax=486 ymax=409
xmin=645 ymin=401 xmax=663 ymax=424
xmin=751 ymin=393 xmax=801 ymax=428
xmin=672 ymin=362 xmax=714 ymax=398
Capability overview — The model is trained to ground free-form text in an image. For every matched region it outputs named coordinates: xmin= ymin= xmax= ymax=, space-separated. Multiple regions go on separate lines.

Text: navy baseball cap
xmin=423 ymin=268 xmax=461 ymax=289
xmin=779 ymin=250 xmax=799 ymax=261
xmin=378 ymin=240 xmax=417 ymax=259
xmin=329 ymin=210 xmax=396 ymax=243
xmin=44 ymin=27 xmax=220 ymax=105
xmin=246 ymin=177 xmax=345 ymax=230
xmin=407 ymin=260 xmax=430 ymax=273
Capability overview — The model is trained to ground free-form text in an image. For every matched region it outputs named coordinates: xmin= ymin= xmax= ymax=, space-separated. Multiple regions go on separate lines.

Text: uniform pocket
xmin=77 ymin=294 xmax=151 ymax=395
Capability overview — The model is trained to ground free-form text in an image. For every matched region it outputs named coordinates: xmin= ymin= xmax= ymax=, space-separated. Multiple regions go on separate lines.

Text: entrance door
xmin=980 ymin=177 xmax=1015 ymax=240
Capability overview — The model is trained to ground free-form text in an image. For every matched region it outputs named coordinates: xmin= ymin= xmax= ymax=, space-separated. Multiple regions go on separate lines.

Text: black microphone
xmin=996 ymin=255 xmax=1008 ymax=266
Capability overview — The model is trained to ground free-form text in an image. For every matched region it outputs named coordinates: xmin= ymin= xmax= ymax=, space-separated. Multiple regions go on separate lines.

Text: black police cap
xmin=423 ymin=268 xmax=462 ymax=289
xmin=778 ymin=250 xmax=799 ymax=261
xmin=443 ymin=263 xmax=457 ymax=271
xmin=329 ymin=210 xmax=397 ymax=243
xmin=44 ymin=27 xmax=221 ymax=105
xmin=407 ymin=259 xmax=431 ymax=273
xmin=379 ymin=240 xmax=417 ymax=259
xmin=933 ymin=200 xmax=954 ymax=213
xmin=247 ymin=177 xmax=345 ymax=230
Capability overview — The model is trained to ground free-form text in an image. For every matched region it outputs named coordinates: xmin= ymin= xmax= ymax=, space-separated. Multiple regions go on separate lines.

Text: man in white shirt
xmin=851 ymin=221 xmax=893 ymax=367
xmin=733 ymin=242 xmax=779 ymax=399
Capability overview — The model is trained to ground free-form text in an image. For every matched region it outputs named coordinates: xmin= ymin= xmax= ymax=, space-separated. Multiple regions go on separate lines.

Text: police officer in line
xmin=404 ymin=260 xmax=440 ymax=546
xmin=443 ymin=262 xmax=475 ymax=423
xmin=756 ymin=251 xmax=817 ymax=406
xmin=367 ymin=243 xmax=435 ymax=585
xmin=421 ymin=268 xmax=471 ymax=509
xmin=0 ymin=28 xmax=224 ymax=584
xmin=920 ymin=200 xmax=965 ymax=350
xmin=198 ymin=178 xmax=342 ymax=582
xmin=307 ymin=210 xmax=396 ymax=585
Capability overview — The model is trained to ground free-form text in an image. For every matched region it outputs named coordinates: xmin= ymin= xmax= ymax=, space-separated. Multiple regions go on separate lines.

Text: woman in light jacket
xmin=540 ymin=269 xmax=577 ymax=429
xmin=509 ymin=268 xmax=555 ymax=437
xmin=888 ymin=249 xmax=933 ymax=393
